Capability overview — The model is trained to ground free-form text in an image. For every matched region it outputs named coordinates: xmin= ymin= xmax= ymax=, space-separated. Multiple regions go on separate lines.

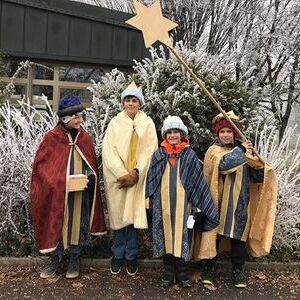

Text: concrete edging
xmin=0 ymin=257 xmax=299 ymax=271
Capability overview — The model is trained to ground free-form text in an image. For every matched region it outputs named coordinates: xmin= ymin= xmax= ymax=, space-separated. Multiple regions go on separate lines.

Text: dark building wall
xmin=0 ymin=0 xmax=148 ymax=66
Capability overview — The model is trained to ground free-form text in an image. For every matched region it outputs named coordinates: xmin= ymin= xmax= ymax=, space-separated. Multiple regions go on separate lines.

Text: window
xmin=32 ymin=85 xmax=53 ymax=101
xmin=0 ymin=60 xmax=28 ymax=78
xmin=32 ymin=64 xmax=54 ymax=80
xmin=60 ymin=88 xmax=92 ymax=103
xmin=59 ymin=66 xmax=104 ymax=83
xmin=9 ymin=85 xmax=26 ymax=102
xmin=2 ymin=60 xmax=130 ymax=111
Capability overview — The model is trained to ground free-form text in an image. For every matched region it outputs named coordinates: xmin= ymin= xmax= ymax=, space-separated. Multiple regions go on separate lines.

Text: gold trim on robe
xmin=161 ymin=162 xmax=186 ymax=258
xmin=63 ymin=144 xmax=84 ymax=249
xmin=194 ymin=145 xmax=277 ymax=259
xmin=127 ymin=129 xmax=138 ymax=171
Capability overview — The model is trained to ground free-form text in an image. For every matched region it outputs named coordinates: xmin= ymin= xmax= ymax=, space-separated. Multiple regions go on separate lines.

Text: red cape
xmin=31 ymin=125 xmax=106 ymax=253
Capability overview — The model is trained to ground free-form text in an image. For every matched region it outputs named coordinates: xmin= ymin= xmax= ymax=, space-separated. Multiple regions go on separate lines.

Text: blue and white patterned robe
xmin=217 ymin=142 xmax=264 ymax=241
xmin=146 ymin=146 xmax=219 ymax=260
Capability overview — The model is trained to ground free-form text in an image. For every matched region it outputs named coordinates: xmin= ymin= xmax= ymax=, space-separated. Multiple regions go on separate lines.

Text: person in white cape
xmin=102 ymin=81 xmax=158 ymax=276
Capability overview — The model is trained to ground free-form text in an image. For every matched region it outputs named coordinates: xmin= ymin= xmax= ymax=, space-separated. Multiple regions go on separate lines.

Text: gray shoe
xmin=40 ymin=254 xmax=60 ymax=279
xmin=66 ymin=255 xmax=80 ymax=279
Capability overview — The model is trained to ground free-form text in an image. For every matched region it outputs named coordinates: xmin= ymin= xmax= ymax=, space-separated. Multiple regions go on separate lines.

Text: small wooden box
xmin=67 ymin=174 xmax=89 ymax=192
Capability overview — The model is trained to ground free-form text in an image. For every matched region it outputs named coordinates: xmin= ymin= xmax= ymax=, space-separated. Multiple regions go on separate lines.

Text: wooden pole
xmin=168 ymin=45 xmax=263 ymax=161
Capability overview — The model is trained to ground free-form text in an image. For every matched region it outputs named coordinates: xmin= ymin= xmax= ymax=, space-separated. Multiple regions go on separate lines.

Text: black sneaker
xmin=66 ymin=255 xmax=80 ymax=279
xmin=161 ymin=274 xmax=175 ymax=287
xmin=40 ymin=254 xmax=60 ymax=279
xmin=175 ymin=259 xmax=191 ymax=288
xmin=126 ymin=259 xmax=138 ymax=276
xmin=202 ymin=265 xmax=215 ymax=285
xmin=161 ymin=265 xmax=175 ymax=287
xmin=232 ymin=268 xmax=247 ymax=288
xmin=110 ymin=257 xmax=123 ymax=275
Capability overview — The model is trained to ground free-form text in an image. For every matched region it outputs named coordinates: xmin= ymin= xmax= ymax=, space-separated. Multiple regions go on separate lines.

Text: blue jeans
xmin=112 ymin=225 xmax=139 ymax=261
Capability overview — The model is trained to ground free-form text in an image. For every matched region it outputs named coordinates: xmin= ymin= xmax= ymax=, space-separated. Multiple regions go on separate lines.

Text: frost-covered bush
xmin=0 ymin=96 xmax=109 ymax=250
xmin=0 ymin=45 xmax=299 ymax=255
xmin=255 ymin=123 xmax=300 ymax=251
xmin=85 ymin=68 xmax=125 ymax=159
xmin=0 ymin=100 xmax=57 ymax=243
xmin=89 ymin=45 xmax=255 ymax=157
xmin=1 ymin=99 xmax=299 ymax=253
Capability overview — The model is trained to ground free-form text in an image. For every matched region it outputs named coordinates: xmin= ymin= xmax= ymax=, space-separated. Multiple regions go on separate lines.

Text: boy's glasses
xmin=74 ymin=112 xmax=83 ymax=118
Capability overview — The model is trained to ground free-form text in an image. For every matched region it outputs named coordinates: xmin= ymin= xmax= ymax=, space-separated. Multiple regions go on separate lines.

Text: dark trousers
xmin=163 ymin=254 xmax=189 ymax=280
xmin=230 ymin=239 xmax=247 ymax=269
xmin=54 ymin=241 xmax=81 ymax=258
xmin=204 ymin=238 xmax=247 ymax=270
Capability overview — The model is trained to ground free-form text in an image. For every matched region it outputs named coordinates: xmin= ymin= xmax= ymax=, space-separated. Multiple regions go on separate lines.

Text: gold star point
xmin=126 ymin=0 xmax=178 ymax=48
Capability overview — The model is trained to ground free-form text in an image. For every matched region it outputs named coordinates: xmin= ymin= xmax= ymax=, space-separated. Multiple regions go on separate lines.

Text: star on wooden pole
xmin=126 ymin=0 xmax=262 ymax=160
xmin=126 ymin=0 xmax=177 ymax=48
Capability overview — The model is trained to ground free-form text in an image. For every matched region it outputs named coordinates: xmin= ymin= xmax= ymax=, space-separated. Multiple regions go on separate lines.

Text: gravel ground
xmin=0 ymin=265 xmax=299 ymax=300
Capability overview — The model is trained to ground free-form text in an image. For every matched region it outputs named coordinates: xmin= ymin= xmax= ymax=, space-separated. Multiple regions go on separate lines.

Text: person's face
xmin=65 ymin=113 xmax=83 ymax=129
xmin=165 ymin=129 xmax=182 ymax=145
xmin=123 ymin=96 xmax=141 ymax=119
xmin=218 ymin=127 xmax=234 ymax=144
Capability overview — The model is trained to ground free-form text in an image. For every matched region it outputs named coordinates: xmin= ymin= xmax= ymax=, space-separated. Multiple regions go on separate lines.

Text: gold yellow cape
xmin=193 ymin=145 xmax=278 ymax=259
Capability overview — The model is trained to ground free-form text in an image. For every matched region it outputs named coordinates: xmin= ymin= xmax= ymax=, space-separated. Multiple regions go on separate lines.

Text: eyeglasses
xmin=74 ymin=112 xmax=83 ymax=118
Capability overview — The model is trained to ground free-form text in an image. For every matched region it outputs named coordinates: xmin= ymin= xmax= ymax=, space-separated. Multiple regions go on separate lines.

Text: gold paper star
xmin=126 ymin=0 xmax=178 ymax=48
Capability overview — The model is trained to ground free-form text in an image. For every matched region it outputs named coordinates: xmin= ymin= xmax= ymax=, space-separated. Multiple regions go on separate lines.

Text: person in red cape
xmin=31 ymin=96 xmax=106 ymax=279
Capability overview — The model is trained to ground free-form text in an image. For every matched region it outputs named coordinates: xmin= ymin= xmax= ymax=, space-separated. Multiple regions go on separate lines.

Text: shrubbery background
xmin=0 ymin=47 xmax=299 ymax=259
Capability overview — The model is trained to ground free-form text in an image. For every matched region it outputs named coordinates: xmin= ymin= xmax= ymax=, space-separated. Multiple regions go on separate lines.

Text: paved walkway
xmin=0 ymin=262 xmax=299 ymax=299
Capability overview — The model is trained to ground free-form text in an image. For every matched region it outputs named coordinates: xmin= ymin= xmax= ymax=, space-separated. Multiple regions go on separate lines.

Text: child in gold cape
xmin=193 ymin=111 xmax=277 ymax=288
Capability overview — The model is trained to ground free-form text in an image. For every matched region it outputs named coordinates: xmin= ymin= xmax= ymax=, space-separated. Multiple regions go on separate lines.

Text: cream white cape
xmin=102 ymin=110 xmax=158 ymax=230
